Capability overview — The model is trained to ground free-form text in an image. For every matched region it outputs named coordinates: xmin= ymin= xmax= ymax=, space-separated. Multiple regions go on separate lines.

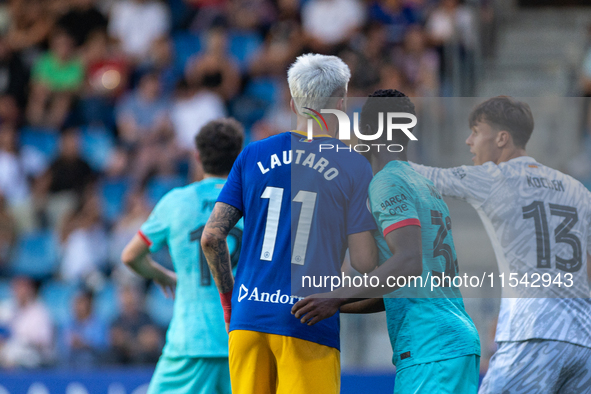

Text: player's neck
xmin=496 ymin=148 xmax=527 ymax=165
xmin=295 ymin=116 xmax=336 ymax=138
xmin=203 ymin=173 xmax=228 ymax=180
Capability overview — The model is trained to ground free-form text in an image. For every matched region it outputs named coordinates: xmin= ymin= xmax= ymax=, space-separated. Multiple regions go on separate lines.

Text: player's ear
xmin=290 ymin=98 xmax=298 ymax=115
xmin=195 ymin=151 xmax=202 ymax=165
xmin=496 ymin=130 xmax=511 ymax=148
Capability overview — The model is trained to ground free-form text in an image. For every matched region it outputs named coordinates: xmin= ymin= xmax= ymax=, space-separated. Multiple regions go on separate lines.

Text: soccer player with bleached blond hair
xmin=202 ymin=53 xmax=379 ymax=394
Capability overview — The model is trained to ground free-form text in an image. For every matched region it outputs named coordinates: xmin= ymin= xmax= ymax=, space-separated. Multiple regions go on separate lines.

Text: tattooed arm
xmin=201 ymin=202 xmax=243 ymax=294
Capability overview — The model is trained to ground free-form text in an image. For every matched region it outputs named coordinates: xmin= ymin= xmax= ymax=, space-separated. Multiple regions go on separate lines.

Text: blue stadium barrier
xmin=146 ymin=175 xmax=186 ymax=206
xmin=11 ymin=231 xmax=59 ymax=279
xmin=0 ymin=368 xmax=400 ymax=393
xmin=100 ymin=178 xmax=130 ymax=223
xmin=80 ymin=126 xmax=115 ymax=172
xmin=19 ymin=127 xmax=59 ymax=160
xmin=145 ymin=283 xmax=174 ymax=327
xmin=39 ymin=281 xmax=79 ymax=327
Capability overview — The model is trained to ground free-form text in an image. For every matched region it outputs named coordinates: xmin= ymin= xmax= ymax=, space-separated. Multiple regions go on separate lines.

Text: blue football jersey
xmin=140 ymin=178 xmax=243 ymax=358
xmin=217 ymin=131 xmax=376 ymax=350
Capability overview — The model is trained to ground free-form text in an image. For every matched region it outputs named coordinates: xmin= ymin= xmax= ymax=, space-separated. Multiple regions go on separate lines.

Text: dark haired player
xmin=410 ymin=96 xmax=591 ymax=393
xmin=121 ymin=118 xmax=244 ymax=394
xmin=293 ymin=89 xmax=481 ymax=393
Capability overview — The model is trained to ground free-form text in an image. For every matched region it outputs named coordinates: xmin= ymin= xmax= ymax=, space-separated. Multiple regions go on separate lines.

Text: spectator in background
xmin=142 ymin=37 xmax=180 ymax=96
xmin=0 ymin=194 xmax=16 ymax=274
xmin=26 ymin=29 xmax=84 ymax=128
xmin=0 ymin=276 xmax=53 ymax=368
xmin=61 ymin=290 xmax=107 ymax=367
xmin=108 ymin=0 xmax=171 ymax=63
xmin=0 ymin=125 xmax=44 ymax=231
xmin=368 ymin=0 xmax=420 ymax=45
xmin=81 ymin=30 xmax=128 ymax=127
xmin=56 ymin=0 xmax=108 ymax=48
xmin=185 ymin=28 xmax=241 ymax=101
xmin=249 ymin=20 xmax=303 ymax=77
xmin=115 ymin=71 xmax=176 ymax=184
xmin=108 ymin=286 xmax=162 ymax=364
xmin=392 ymin=25 xmax=439 ymax=96
xmin=6 ymin=0 xmax=55 ymax=55
xmin=109 ymin=192 xmax=151 ymax=286
xmin=426 ymin=0 xmax=475 ymax=95
xmin=34 ymin=128 xmax=95 ymax=230
xmin=59 ymin=192 xmax=108 ymax=284
xmin=302 ymin=0 xmax=366 ymax=52
xmin=115 ymin=71 xmax=171 ymax=147
xmin=0 ymin=35 xmax=30 ymax=111
xmin=170 ymin=78 xmax=226 ymax=154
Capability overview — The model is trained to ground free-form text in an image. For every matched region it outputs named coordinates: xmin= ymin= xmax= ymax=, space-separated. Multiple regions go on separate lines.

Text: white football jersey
xmin=411 ymin=156 xmax=591 ymax=348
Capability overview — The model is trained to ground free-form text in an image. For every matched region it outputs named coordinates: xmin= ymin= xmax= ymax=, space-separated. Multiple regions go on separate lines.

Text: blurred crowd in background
xmin=1 ymin=0 xmax=585 ymax=371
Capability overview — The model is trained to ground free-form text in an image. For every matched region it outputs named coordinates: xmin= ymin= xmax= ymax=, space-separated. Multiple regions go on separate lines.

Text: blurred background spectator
xmin=107 ymin=286 xmax=163 ymax=365
xmin=60 ymin=289 xmax=107 ymax=367
xmin=0 ymin=276 xmax=53 ymax=368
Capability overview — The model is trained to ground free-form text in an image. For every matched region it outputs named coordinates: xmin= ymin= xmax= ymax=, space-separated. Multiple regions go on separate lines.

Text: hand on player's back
xmin=154 ymin=269 xmax=177 ymax=300
xmin=291 ymin=296 xmax=343 ymax=326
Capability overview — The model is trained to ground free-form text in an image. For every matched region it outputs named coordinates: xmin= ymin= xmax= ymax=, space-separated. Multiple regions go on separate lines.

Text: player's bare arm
xmin=121 ymin=234 xmax=177 ymax=298
xmin=201 ymin=202 xmax=242 ymax=294
xmin=340 ymin=298 xmax=385 ymax=314
xmin=292 ymin=225 xmax=422 ymax=325
xmin=348 ymin=231 xmax=378 ymax=274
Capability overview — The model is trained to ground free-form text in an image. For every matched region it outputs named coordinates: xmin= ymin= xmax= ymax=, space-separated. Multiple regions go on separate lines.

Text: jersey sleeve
xmin=139 ymin=192 xmax=174 ymax=253
xmin=346 ymin=159 xmax=378 ymax=235
xmin=217 ymin=147 xmax=245 ymax=212
xmin=409 ymin=162 xmax=496 ymax=206
xmin=369 ymin=172 xmax=421 ymax=237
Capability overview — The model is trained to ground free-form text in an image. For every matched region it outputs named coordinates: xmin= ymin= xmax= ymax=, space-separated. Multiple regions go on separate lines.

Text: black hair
xmin=195 ymin=118 xmax=244 ymax=176
xmin=359 ymin=89 xmax=416 ymax=148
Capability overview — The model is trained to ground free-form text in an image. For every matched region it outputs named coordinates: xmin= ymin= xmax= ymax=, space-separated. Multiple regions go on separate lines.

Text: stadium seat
xmin=95 ymin=281 xmax=119 ymax=324
xmin=0 ymin=280 xmax=11 ymax=302
xmin=146 ymin=175 xmax=186 ymax=206
xmin=39 ymin=281 xmax=78 ymax=327
xmin=100 ymin=178 xmax=130 ymax=223
xmin=80 ymin=126 xmax=115 ymax=172
xmin=229 ymin=32 xmax=263 ymax=72
xmin=244 ymin=77 xmax=279 ymax=104
xmin=19 ymin=127 xmax=59 ymax=160
xmin=145 ymin=283 xmax=174 ymax=327
xmin=172 ymin=32 xmax=202 ymax=72
xmin=10 ymin=231 xmax=59 ymax=279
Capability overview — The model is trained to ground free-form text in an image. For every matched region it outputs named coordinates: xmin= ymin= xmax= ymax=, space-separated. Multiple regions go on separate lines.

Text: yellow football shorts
xmin=228 ymin=329 xmax=340 ymax=394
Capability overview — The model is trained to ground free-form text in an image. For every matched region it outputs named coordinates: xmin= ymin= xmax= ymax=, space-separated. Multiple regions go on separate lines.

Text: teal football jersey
xmin=140 ymin=177 xmax=243 ymax=358
xmin=368 ymin=161 xmax=480 ymax=370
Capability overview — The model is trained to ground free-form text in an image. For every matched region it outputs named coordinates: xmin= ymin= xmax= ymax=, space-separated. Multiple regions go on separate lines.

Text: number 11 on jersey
xmin=260 ymin=186 xmax=317 ymax=265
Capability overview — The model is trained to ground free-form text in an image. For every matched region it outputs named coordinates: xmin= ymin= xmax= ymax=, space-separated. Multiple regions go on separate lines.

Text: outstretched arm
xmin=121 ymin=234 xmax=177 ymax=298
xmin=340 ymin=298 xmax=385 ymax=314
xmin=292 ymin=225 xmax=422 ymax=325
xmin=201 ymin=202 xmax=243 ymax=294
xmin=409 ymin=162 xmax=492 ymax=204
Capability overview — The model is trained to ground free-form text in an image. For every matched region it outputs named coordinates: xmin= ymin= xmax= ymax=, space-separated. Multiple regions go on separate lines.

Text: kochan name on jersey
xmin=237 ymin=284 xmax=304 ymax=304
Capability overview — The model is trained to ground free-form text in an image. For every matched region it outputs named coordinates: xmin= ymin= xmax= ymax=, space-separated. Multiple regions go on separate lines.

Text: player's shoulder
xmin=155 ymin=184 xmax=194 ymax=208
xmin=370 ymin=161 xmax=413 ymax=192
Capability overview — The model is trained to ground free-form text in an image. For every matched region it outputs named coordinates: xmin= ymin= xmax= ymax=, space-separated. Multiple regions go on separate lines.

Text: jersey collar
xmin=290 ymin=130 xmax=332 ymax=139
